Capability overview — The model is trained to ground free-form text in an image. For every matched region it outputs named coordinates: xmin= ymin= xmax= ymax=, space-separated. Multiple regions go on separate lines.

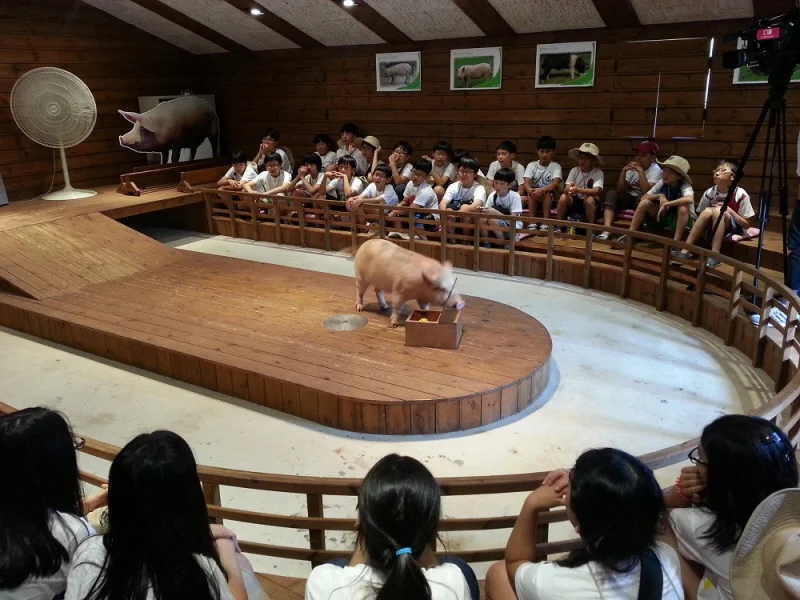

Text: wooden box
xmin=405 ymin=309 xmax=463 ymax=349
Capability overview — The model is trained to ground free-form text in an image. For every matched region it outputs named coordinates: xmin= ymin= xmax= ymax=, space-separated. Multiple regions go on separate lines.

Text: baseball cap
xmin=633 ymin=140 xmax=659 ymax=154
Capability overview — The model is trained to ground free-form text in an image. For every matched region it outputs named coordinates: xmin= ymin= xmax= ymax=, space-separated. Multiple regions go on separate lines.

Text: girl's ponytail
xmin=376 ymin=547 xmax=431 ymax=600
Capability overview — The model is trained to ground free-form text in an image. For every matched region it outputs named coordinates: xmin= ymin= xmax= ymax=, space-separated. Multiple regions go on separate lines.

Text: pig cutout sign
xmin=118 ymin=96 xmax=220 ymax=164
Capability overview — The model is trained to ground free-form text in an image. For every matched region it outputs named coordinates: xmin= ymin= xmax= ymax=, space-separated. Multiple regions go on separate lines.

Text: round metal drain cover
xmin=323 ymin=314 xmax=368 ymax=331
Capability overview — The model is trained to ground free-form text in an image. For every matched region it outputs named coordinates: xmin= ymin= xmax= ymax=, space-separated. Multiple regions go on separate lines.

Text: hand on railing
xmin=83 ymin=483 xmax=108 ymax=515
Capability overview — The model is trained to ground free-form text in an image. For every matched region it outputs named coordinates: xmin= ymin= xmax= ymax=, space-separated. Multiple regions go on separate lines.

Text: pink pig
xmin=354 ymin=239 xmax=465 ymax=327
xmin=118 ymin=96 xmax=220 ymax=164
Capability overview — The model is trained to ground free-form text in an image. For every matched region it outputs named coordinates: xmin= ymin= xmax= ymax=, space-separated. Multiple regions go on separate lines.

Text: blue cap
xmin=395 ymin=547 xmax=412 ymax=556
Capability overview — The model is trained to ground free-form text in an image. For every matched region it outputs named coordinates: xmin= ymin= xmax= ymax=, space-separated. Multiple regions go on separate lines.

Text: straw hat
xmin=568 ymin=143 xmax=603 ymax=165
xmin=658 ymin=155 xmax=692 ymax=185
xmin=731 ymin=488 xmax=800 ymax=600
xmin=361 ymin=135 xmax=380 ymax=149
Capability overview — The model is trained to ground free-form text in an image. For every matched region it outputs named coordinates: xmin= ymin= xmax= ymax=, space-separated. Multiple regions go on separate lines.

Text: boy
xmin=423 ymin=140 xmax=455 ymax=199
xmin=314 ymin=134 xmax=336 ymax=171
xmin=486 ymin=141 xmax=525 ymax=190
xmin=599 ymin=140 xmax=663 ymax=240
xmin=557 ymin=143 xmax=604 ymax=230
xmin=242 ymin=152 xmax=292 ymax=202
xmin=346 ymin=165 xmax=398 ymax=226
xmin=523 ymin=136 xmax=562 ymax=231
xmin=388 ymin=140 xmax=414 ymax=199
xmin=678 ymin=160 xmax=754 ymax=267
xmin=325 ymin=155 xmax=365 ymax=208
xmin=440 ymin=157 xmax=485 ymax=243
xmin=252 ymin=129 xmax=292 ymax=173
xmin=480 ymin=168 xmax=523 ymax=244
xmin=387 ymin=159 xmax=436 ymax=240
xmin=621 ymin=155 xmax=695 ymax=244
xmin=288 ymin=153 xmax=327 ymax=199
xmin=335 ymin=122 xmax=368 ymax=175
xmin=217 ymin=150 xmax=257 ymax=191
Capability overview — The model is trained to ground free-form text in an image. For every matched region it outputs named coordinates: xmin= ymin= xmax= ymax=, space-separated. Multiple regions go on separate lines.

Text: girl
xmin=486 ymin=448 xmax=683 ymax=599
xmin=315 ymin=134 xmax=336 ymax=172
xmin=0 ymin=407 xmax=105 ymax=600
xmin=66 ymin=431 xmax=265 ymax=600
xmin=305 ymin=454 xmax=477 ymax=600
xmin=665 ymin=415 xmax=798 ymax=600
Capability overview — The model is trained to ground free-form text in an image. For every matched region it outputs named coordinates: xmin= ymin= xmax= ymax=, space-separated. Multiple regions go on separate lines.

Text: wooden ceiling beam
xmin=327 ymin=0 xmax=411 ymax=45
xmin=126 ymin=0 xmax=249 ymax=52
xmin=589 ymin=0 xmax=641 ymax=29
xmin=753 ymin=0 xmax=796 ymax=19
xmin=221 ymin=0 xmax=324 ymax=48
xmin=448 ymin=0 xmax=515 ymax=37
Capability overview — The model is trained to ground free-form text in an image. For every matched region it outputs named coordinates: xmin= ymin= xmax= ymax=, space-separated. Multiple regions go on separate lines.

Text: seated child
xmin=335 ymin=122 xmax=368 ymax=175
xmin=253 ymin=129 xmax=291 ymax=173
xmin=486 ymin=141 xmax=525 ymax=191
xmin=600 ymin=140 xmax=663 ymax=240
xmin=388 ymin=140 xmax=414 ymax=199
xmin=523 ymin=136 xmax=562 ymax=231
xmin=347 ymin=165 xmax=399 ymax=227
xmin=622 ymin=156 xmax=695 ymax=244
xmin=558 ymin=143 xmax=604 ymax=229
xmin=678 ymin=160 xmax=754 ymax=267
xmin=242 ymin=152 xmax=293 ymax=207
xmin=288 ymin=153 xmax=327 ymax=201
xmin=325 ymin=155 xmax=365 ymax=212
xmin=314 ymin=133 xmax=336 ymax=171
xmin=387 ymin=159 xmax=436 ymax=240
xmin=480 ymin=168 xmax=523 ymax=245
xmin=423 ymin=140 xmax=455 ymax=199
xmin=440 ymin=157 xmax=486 ymax=230
xmin=360 ymin=135 xmax=383 ymax=182
xmin=217 ymin=150 xmax=257 ymax=191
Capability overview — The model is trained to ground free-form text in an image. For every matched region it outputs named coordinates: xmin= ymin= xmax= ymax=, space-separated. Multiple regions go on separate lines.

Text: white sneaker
xmin=597 ymin=232 xmax=611 ymax=241
xmin=387 ymin=231 xmax=401 ymax=238
xmin=398 ymin=232 xmax=410 ymax=240
xmin=527 ymin=223 xmax=539 ymax=231
xmin=749 ymin=305 xmax=796 ymax=327
xmin=539 ymin=224 xmax=549 ymax=232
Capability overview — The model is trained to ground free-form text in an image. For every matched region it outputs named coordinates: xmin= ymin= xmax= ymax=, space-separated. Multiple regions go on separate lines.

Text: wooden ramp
xmin=0 ymin=213 xmax=178 ymax=300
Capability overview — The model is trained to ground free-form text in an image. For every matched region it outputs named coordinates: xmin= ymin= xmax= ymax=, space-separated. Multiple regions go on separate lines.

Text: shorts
xmin=604 ymin=190 xmax=638 ymax=211
xmin=568 ymin=195 xmax=597 ymax=216
xmin=643 ymin=206 xmax=695 ymax=232
xmin=414 ymin=212 xmax=437 ymax=230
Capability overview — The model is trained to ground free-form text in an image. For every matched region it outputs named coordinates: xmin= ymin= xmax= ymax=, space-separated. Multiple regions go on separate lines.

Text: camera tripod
xmin=710 ymin=64 xmax=793 ymax=287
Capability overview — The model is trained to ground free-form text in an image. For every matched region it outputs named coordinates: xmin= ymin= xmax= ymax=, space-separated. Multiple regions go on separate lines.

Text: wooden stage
xmin=0 ymin=187 xmax=551 ymax=435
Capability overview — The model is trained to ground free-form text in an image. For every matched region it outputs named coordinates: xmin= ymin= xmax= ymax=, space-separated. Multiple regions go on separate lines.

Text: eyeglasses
xmin=714 ymin=168 xmax=733 ymax=176
xmin=687 ymin=447 xmax=706 ymax=466
xmin=73 ymin=435 xmax=86 ymax=450
xmin=411 ymin=170 xmax=428 ymax=178
xmin=394 ymin=150 xmax=409 ymax=156
xmin=458 ymin=169 xmax=475 ymax=175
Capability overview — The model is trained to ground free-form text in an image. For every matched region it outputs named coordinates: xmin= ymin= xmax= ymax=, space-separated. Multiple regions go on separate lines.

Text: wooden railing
xmin=4 ymin=187 xmax=800 ymax=572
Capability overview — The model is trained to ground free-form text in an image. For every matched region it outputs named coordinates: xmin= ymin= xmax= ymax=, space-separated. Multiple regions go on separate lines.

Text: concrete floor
xmin=0 ymin=230 xmax=773 ymax=577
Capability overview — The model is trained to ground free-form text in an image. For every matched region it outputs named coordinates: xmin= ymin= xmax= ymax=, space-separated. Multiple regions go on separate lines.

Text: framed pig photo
xmin=535 ymin=42 xmax=596 ymax=89
xmin=450 ymin=47 xmax=502 ymax=91
xmin=376 ymin=51 xmax=421 ymax=92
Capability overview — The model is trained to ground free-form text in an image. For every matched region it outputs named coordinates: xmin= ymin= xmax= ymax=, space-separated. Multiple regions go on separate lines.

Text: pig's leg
xmin=355 ymin=276 xmax=368 ymax=312
xmin=389 ymin=291 xmax=406 ymax=328
xmin=417 ymin=300 xmax=430 ymax=310
xmin=376 ymin=290 xmax=390 ymax=312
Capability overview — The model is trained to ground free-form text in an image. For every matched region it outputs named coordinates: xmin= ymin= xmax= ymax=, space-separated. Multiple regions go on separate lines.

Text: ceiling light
xmin=250 ymin=8 xmax=264 ymax=15
xmin=342 ymin=0 xmax=357 ymax=7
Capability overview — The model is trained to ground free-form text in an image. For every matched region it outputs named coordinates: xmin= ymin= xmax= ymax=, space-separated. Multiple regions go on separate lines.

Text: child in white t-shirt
xmin=314 ymin=133 xmax=337 ymax=171
xmin=305 ymin=454 xmax=476 ymax=600
xmin=423 ymin=140 xmax=455 ymax=199
xmin=252 ymin=129 xmax=292 ymax=173
xmin=242 ymin=152 xmax=292 ymax=204
xmin=679 ymin=160 xmax=754 ymax=267
xmin=217 ymin=150 xmax=258 ymax=191
xmin=486 ymin=140 xmax=525 ymax=191
xmin=388 ymin=159 xmax=437 ymax=240
xmin=557 ymin=143 xmax=604 ymax=229
xmin=480 ymin=168 xmax=523 ymax=244
xmin=347 ymin=165 xmax=398 ymax=228
xmin=388 ymin=140 xmax=414 ymax=199
xmin=523 ymin=136 xmax=563 ymax=231
xmin=485 ymin=448 xmax=683 ymax=600
xmin=335 ymin=122 xmax=369 ymax=175
xmin=289 ymin=153 xmax=327 ymax=199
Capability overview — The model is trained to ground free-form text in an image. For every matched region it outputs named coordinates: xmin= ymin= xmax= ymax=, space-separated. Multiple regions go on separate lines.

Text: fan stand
xmin=42 ymin=146 xmax=97 ymax=201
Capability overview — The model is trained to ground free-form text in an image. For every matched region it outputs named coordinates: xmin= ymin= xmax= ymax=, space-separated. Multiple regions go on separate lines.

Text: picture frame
xmin=376 ymin=51 xmax=422 ymax=92
xmin=450 ymin=47 xmax=502 ymax=91
xmin=535 ymin=41 xmax=596 ymax=89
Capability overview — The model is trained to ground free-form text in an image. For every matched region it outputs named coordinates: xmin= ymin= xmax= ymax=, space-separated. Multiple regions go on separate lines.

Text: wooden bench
xmin=177 ymin=165 xmax=231 ymax=193
xmin=118 ymin=159 xmax=227 ymax=196
xmin=132 ymin=157 xmax=224 ymax=173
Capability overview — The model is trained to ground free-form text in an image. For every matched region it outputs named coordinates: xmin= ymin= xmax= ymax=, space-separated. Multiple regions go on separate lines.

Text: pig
xmin=456 ymin=62 xmax=493 ymax=87
xmin=353 ymin=238 xmax=465 ymax=327
xmin=540 ymin=53 xmax=587 ymax=81
xmin=118 ymin=96 xmax=220 ymax=164
xmin=381 ymin=62 xmax=414 ymax=85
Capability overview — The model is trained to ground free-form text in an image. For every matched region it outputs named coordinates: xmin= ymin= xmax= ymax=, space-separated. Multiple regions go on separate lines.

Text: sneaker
xmin=397 ymin=232 xmax=410 ymax=240
xmin=670 ymin=248 xmax=681 ymax=257
xmin=527 ymin=223 xmax=539 ymax=231
xmin=750 ymin=305 xmax=795 ymax=327
xmin=387 ymin=231 xmax=402 ymax=239
xmin=678 ymin=250 xmax=694 ymax=260
xmin=539 ymin=224 xmax=549 ymax=232
xmin=596 ymin=232 xmax=611 ymax=241
xmin=616 ymin=235 xmax=629 ymax=244
xmin=706 ymin=257 xmax=721 ymax=268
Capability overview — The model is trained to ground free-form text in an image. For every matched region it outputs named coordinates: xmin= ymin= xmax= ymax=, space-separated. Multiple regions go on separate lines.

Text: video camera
xmin=722 ymin=4 xmax=800 ymax=78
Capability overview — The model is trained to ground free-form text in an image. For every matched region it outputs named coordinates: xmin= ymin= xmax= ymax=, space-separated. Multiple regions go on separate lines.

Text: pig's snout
xmin=455 ymin=300 xmax=465 ymax=310
xmin=444 ymin=293 xmax=464 ymax=310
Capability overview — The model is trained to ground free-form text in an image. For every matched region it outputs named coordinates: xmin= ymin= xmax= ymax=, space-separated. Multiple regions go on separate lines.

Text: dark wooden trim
xmin=448 ymin=0 xmax=515 ymax=37
xmin=327 ymin=0 xmax=411 ymax=45
xmin=589 ymin=0 xmax=641 ymax=28
xmin=753 ymin=0 xmax=796 ymax=20
xmin=220 ymin=0 xmax=325 ymax=49
xmin=125 ymin=0 xmax=249 ymax=53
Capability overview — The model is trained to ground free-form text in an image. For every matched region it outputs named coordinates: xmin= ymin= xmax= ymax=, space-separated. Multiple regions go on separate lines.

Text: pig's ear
xmin=118 ymin=110 xmax=140 ymax=123
xmin=443 ymin=260 xmax=453 ymax=270
xmin=422 ymin=265 xmax=439 ymax=287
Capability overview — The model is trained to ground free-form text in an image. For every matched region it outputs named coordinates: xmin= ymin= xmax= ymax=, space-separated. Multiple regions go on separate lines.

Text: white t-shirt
xmin=645 ymin=180 xmax=696 ymax=218
xmin=487 ymin=160 xmax=525 ymax=184
xmin=7 ymin=512 xmax=93 ymax=600
xmin=431 ymin=162 xmax=455 ymax=182
xmin=336 ymin=147 xmax=368 ymax=175
xmin=515 ymin=542 xmax=683 ymax=600
xmin=696 ymin=186 xmax=755 ymax=219
xmin=317 ymin=151 xmax=336 ymax=170
xmin=566 ymin=167 xmax=605 ymax=200
xmin=247 ymin=170 xmax=291 ymax=194
xmin=326 ymin=175 xmax=365 ymax=200
xmin=524 ymin=161 xmax=563 ymax=189
xmin=405 ymin=181 xmax=438 ymax=210
xmin=443 ymin=181 xmax=486 ymax=207
xmin=670 ymin=507 xmax=733 ymax=600
xmin=257 ymin=148 xmax=291 ymax=174
xmin=361 ymin=182 xmax=399 ymax=206
xmin=65 ymin=536 xmax=235 ymax=600
xmin=224 ymin=165 xmax=258 ymax=183
xmin=301 ymin=172 xmax=326 ymax=190
xmin=305 ymin=563 xmax=470 ymax=600
xmin=486 ymin=190 xmax=523 ymax=230
xmin=393 ymin=162 xmax=413 ymax=181
xmin=625 ymin=162 xmax=663 ymax=198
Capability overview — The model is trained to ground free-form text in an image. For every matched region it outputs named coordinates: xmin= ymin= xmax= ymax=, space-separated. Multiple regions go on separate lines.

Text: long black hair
xmin=0 ymin=407 xmax=84 ymax=589
xmin=86 ymin=430 xmax=226 ymax=600
xmin=357 ymin=454 xmax=440 ymax=600
xmin=700 ymin=415 xmax=798 ymax=552
xmin=559 ymin=448 xmax=665 ymax=573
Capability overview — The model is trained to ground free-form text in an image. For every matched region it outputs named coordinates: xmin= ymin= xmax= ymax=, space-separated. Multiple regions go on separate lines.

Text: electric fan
xmin=10 ymin=67 xmax=98 ymax=201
